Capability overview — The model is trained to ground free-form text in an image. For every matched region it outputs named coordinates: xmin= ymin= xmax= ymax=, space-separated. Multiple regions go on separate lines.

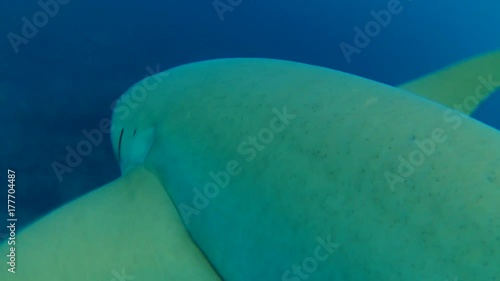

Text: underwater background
xmin=1 ymin=0 xmax=500 ymax=236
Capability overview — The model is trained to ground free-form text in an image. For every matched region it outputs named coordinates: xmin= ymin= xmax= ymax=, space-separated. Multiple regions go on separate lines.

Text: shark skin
xmin=3 ymin=52 xmax=499 ymax=281
xmin=111 ymin=58 xmax=500 ymax=281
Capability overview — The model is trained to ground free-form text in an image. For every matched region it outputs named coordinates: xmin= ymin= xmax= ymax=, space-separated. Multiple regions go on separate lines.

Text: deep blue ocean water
xmin=1 ymin=0 xmax=499 ymax=234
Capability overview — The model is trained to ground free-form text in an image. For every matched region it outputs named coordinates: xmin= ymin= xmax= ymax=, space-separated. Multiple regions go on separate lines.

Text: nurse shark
xmin=1 ymin=50 xmax=499 ymax=281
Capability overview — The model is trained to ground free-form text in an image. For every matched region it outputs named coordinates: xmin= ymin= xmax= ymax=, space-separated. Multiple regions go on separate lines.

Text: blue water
xmin=1 ymin=0 xmax=499 ymax=232
xmin=472 ymin=89 xmax=500 ymax=129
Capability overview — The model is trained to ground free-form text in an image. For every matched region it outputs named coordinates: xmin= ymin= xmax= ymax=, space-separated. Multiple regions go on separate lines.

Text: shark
xmin=1 ymin=50 xmax=499 ymax=281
